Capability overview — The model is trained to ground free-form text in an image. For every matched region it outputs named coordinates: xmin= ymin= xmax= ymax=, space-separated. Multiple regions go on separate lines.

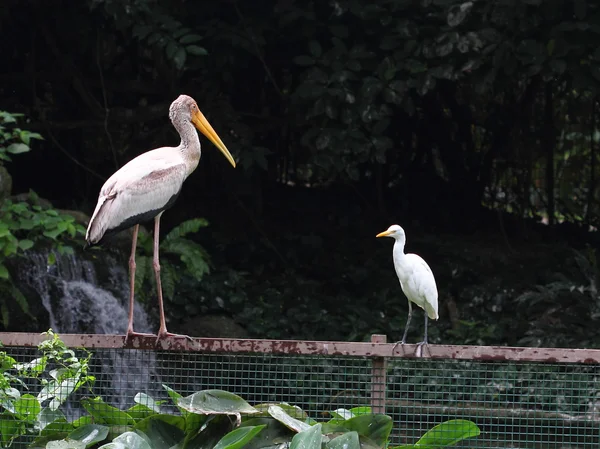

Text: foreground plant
xmin=33 ymin=387 xmax=479 ymax=449
xmin=0 ymin=330 xmax=94 ymax=447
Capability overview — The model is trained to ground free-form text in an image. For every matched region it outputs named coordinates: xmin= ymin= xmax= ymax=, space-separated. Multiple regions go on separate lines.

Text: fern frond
xmin=164 ymin=237 xmax=211 ymax=280
xmin=163 ymin=218 xmax=209 ymax=243
xmin=134 ymin=255 xmax=150 ymax=303
xmin=161 ymin=263 xmax=178 ymax=301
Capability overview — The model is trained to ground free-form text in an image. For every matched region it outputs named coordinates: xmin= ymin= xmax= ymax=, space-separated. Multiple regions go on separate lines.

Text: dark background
xmin=1 ymin=0 xmax=599 ymax=347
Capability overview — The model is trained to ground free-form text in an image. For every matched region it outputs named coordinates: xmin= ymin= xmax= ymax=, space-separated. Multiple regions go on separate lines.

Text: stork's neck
xmin=173 ymin=118 xmax=201 ymax=175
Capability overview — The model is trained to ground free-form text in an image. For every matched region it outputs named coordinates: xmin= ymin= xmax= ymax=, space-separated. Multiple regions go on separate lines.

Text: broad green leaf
xmin=180 ymin=34 xmax=203 ymax=44
xmin=268 ymin=405 xmax=311 ymax=433
xmin=18 ymin=238 xmax=34 ymax=250
xmin=71 ymin=416 xmax=93 ymax=428
xmin=82 ymin=397 xmax=134 ymax=426
xmin=255 ymin=403 xmax=308 ymax=420
xmin=0 ymin=264 xmax=9 ymax=279
xmin=133 ymin=415 xmax=184 ymax=449
xmin=329 ymin=409 xmax=353 ymax=420
xmin=162 ymin=385 xmax=188 ymax=416
xmin=41 ymin=417 xmax=74 ymax=435
xmin=186 ymin=45 xmax=208 ymax=56
xmin=343 ymin=414 xmax=392 ymax=446
xmin=213 ymin=424 xmax=266 ymax=449
xmin=134 ymin=393 xmax=161 ymax=413
xmin=6 ymin=142 xmax=30 ymax=154
xmin=182 ymin=415 xmax=233 ymax=449
xmin=349 ymin=407 xmax=371 ymax=416
xmin=0 ymin=414 xmax=23 ymax=445
xmin=326 ymin=431 xmax=360 ymax=449
xmin=14 ymin=394 xmax=40 ymax=421
xmin=38 ymin=407 xmax=67 ymax=431
xmin=110 ymin=431 xmax=152 ymax=449
xmin=68 ymin=424 xmax=109 ymax=447
xmin=126 ymin=404 xmax=157 ymax=422
xmin=414 ymin=419 xmax=480 ymax=447
xmin=241 ymin=418 xmax=295 ymax=449
xmin=290 ymin=423 xmax=322 ymax=449
xmin=177 ymin=389 xmax=258 ymax=416
xmin=47 ymin=440 xmax=86 ymax=449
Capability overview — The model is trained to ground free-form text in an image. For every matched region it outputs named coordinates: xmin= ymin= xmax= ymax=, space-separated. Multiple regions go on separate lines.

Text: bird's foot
xmin=125 ymin=330 xmax=157 ymax=344
xmin=391 ymin=340 xmax=407 ymax=354
xmin=415 ymin=340 xmax=429 ymax=357
xmin=155 ymin=330 xmax=194 ymax=344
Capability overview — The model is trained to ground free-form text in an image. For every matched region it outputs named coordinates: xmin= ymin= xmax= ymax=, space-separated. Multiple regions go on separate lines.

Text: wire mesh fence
xmin=2 ymin=333 xmax=600 ymax=448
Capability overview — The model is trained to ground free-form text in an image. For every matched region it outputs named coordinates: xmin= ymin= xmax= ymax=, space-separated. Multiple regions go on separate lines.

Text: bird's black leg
xmin=393 ymin=301 xmax=413 ymax=352
xmin=154 ymin=214 xmax=192 ymax=343
xmin=126 ymin=225 xmax=155 ymax=342
xmin=423 ymin=314 xmax=428 ymax=344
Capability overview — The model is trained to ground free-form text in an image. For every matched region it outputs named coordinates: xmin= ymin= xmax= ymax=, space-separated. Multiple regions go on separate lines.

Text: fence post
xmin=370 ymin=334 xmax=387 ymax=415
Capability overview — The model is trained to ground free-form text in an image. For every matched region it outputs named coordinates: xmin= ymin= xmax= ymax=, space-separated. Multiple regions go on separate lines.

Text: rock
xmin=0 ymin=166 xmax=12 ymax=202
xmin=175 ymin=314 xmax=249 ymax=338
xmin=11 ymin=192 xmax=52 ymax=209
xmin=59 ymin=209 xmax=90 ymax=226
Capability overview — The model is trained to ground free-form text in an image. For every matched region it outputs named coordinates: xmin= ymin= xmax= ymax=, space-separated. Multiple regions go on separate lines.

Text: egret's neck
xmin=392 ymin=238 xmax=409 ymax=275
xmin=173 ymin=119 xmax=201 ymax=176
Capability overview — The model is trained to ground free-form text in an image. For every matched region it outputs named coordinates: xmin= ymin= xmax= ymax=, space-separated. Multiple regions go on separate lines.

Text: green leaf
xmin=268 ymin=405 xmax=311 ymax=433
xmin=134 ymin=392 xmax=161 ymax=413
xmin=0 ymin=413 xmax=23 ymax=445
xmin=326 ymin=431 xmax=360 ymax=449
xmin=133 ymin=417 xmax=183 ymax=449
xmin=180 ymin=34 xmax=203 ymax=44
xmin=106 ymin=431 xmax=151 ymax=449
xmin=213 ymin=424 xmax=266 ymax=449
xmin=290 ymin=423 xmax=322 ymax=449
xmin=81 ymin=397 xmax=135 ymax=426
xmin=343 ymin=414 xmax=392 ymax=446
xmin=14 ymin=394 xmax=40 ymax=422
xmin=41 ymin=417 xmax=74 ymax=435
xmin=18 ymin=239 xmax=34 ymax=251
xmin=127 ymin=404 xmax=157 ymax=422
xmin=186 ymin=45 xmax=208 ymax=56
xmin=38 ymin=407 xmax=67 ymax=431
xmin=414 ymin=419 xmax=480 ymax=447
xmin=47 ymin=439 xmax=86 ymax=449
xmin=6 ymin=142 xmax=30 ymax=154
xmin=177 ymin=389 xmax=259 ymax=416
xmin=241 ymin=418 xmax=295 ymax=449
xmin=68 ymin=424 xmax=109 ymax=447
xmin=162 ymin=384 xmax=188 ymax=416
xmin=0 ymin=264 xmax=9 ymax=279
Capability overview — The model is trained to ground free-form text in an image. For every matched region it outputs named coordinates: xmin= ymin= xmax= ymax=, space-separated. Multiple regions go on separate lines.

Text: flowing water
xmin=16 ymin=250 xmax=160 ymax=409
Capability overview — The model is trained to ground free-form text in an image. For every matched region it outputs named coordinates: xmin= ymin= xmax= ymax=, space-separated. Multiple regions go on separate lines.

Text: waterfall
xmin=16 ymin=250 xmax=160 ymax=410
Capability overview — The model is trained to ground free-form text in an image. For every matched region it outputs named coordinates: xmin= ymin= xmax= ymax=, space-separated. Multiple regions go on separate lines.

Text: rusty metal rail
xmin=0 ymin=332 xmax=598 ymax=364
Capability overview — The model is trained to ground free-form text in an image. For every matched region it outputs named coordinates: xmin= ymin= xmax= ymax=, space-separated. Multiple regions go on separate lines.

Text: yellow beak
xmin=376 ymin=230 xmax=392 ymax=238
xmin=192 ymin=109 xmax=236 ymax=168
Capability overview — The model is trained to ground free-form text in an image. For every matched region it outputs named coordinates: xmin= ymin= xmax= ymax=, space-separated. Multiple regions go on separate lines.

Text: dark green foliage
xmin=133 ymin=218 xmax=211 ymax=304
xmin=1 ymin=0 xmax=600 ymax=346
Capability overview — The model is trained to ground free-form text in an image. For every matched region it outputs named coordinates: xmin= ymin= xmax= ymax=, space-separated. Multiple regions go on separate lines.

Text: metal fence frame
xmin=2 ymin=331 xmax=600 ymax=417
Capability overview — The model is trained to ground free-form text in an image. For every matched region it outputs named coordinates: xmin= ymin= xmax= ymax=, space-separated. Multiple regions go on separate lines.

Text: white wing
xmin=86 ymin=147 xmax=187 ymax=244
xmin=400 ymin=253 xmax=439 ymax=320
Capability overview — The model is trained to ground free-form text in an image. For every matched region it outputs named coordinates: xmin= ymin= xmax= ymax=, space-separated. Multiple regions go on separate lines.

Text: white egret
xmin=376 ymin=224 xmax=439 ymax=348
xmin=86 ymin=94 xmax=236 ymax=341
